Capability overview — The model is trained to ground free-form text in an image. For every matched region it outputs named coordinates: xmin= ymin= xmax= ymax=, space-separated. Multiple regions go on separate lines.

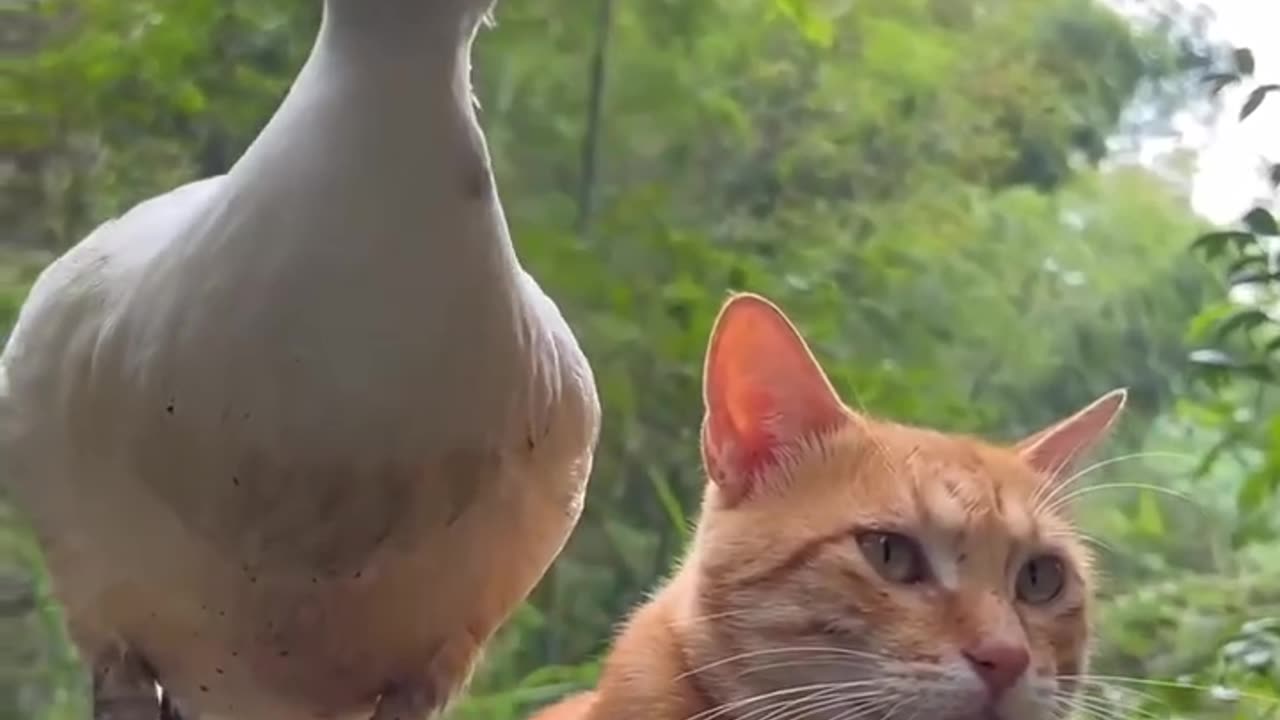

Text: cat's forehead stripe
xmin=1000 ymin=493 xmax=1036 ymax=541
xmin=919 ymin=474 xmax=970 ymax=534
xmin=905 ymin=459 xmax=1044 ymax=557
xmin=922 ymin=540 xmax=961 ymax=590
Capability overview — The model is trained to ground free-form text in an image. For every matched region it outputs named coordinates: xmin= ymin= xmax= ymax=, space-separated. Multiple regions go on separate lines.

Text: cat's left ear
xmin=701 ymin=293 xmax=849 ymax=506
xmin=1016 ymin=389 xmax=1127 ymax=484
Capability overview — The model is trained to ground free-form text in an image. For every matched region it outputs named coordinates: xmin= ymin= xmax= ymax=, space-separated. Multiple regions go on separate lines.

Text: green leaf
xmin=1191 ymin=231 xmax=1254 ymax=260
xmin=1229 ymin=269 xmax=1280 ymax=287
xmin=1204 ymin=72 xmax=1241 ymax=97
xmin=772 ymin=0 xmax=835 ymax=47
xmin=1237 ymin=468 xmax=1279 ymax=512
xmin=1225 ymin=253 xmax=1265 ymax=277
xmin=1233 ymin=48 xmax=1255 ymax=76
xmin=1240 ymin=84 xmax=1280 ymax=121
xmin=1215 ymin=308 xmax=1272 ymax=341
xmin=1134 ymin=490 xmax=1165 ymax=538
xmin=1188 ymin=348 xmax=1274 ymax=381
xmin=1191 ymin=428 xmax=1241 ymax=477
xmin=1188 ymin=348 xmax=1240 ymax=368
xmin=0 ymin=571 xmax=36 ymax=617
xmin=1242 ymin=207 xmax=1279 ymax=236
xmin=1186 ymin=302 xmax=1240 ymax=342
xmin=647 ymin=467 xmax=688 ymax=543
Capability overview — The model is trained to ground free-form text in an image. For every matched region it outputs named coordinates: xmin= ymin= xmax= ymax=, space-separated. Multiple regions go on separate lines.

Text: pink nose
xmin=963 ymin=641 xmax=1030 ymax=697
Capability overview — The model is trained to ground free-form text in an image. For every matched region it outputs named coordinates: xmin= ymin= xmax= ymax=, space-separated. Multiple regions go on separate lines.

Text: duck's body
xmin=0 ymin=2 xmax=599 ymax=718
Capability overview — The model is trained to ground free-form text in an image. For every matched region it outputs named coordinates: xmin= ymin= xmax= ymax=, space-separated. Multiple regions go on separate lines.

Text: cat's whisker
xmin=778 ymin=691 xmax=890 ymax=720
xmin=671 ymin=607 xmax=759 ymax=626
xmin=1057 ymin=706 xmax=1107 ymax=720
xmin=1032 ymin=450 xmax=1193 ymax=515
xmin=887 ymin=701 xmax=925 ymax=720
xmin=683 ymin=682 xmax=850 ymax=720
xmin=1049 ymin=703 xmax=1072 ymax=720
xmin=1052 ymin=695 xmax=1123 ymax=720
xmin=748 ymin=686 xmax=885 ymax=720
xmin=740 ymin=656 xmax=878 ymax=675
xmin=1053 ymin=687 xmax=1144 ymax=720
xmin=1055 ymin=687 xmax=1161 ymax=720
xmin=827 ymin=693 xmax=900 ymax=720
xmin=1028 ymin=427 xmax=1102 ymax=510
xmin=1075 ymin=677 xmax=1167 ymax=711
xmin=1039 ymin=525 xmax=1121 ymax=563
xmin=770 ymin=681 xmax=885 ymax=697
xmin=1040 ymin=481 xmax=1193 ymax=518
xmin=751 ymin=689 xmax=856 ymax=720
xmin=1029 ymin=443 xmax=1172 ymax=509
xmin=1072 ymin=687 xmax=1164 ymax=720
xmin=1057 ymin=450 xmax=1195 ymax=489
xmin=810 ymin=647 xmax=891 ymax=661
xmin=1033 ymin=450 xmax=1191 ymax=517
xmin=676 ymin=646 xmax=891 ymax=681
xmin=752 ymin=676 xmax=896 ymax=717
xmin=813 ymin=686 xmax=892 ymax=712
xmin=869 ymin=694 xmax=912 ymax=720
xmin=726 ymin=679 xmax=892 ymax=720
xmin=1062 ymin=674 xmax=1280 ymax=707
xmin=853 ymin=697 xmax=907 ymax=720
xmin=1047 ymin=527 xmax=1115 ymax=555
xmin=685 ymin=691 xmax=806 ymax=720
xmin=738 ymin=690 xmax=838 ymax=720
xmin=740 ymin=698 xmax=813 ymax=720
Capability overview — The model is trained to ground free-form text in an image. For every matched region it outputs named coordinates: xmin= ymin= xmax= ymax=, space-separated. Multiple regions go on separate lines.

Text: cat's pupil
xmin=857 ymin=531 xmax=925 ymax=584
xmin=1017 ymin=555 xmax=1064 ymax=605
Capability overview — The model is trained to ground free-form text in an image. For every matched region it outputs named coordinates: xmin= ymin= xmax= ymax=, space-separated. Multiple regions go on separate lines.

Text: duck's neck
xmin=226 ymin=0 xmax=494 ymax=233
xmin=317 ymin=0 xmax=488 ymax=69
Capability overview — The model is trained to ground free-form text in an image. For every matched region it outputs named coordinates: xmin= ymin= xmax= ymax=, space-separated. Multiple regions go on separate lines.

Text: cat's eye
xmin=1016 ymin=554 xmax=1065 ymax=605
xmin=856 ymin=531 xmax=927 ymax=584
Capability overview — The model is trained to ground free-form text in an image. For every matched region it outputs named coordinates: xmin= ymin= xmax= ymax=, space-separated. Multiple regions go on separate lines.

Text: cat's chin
xmin=943 ymin=710 xmax=1013 ymax=720
xmin=951 ymin=704 xmax=1046 ymax=720
xmin=934 ymin=694 xmax=1047 ymax=720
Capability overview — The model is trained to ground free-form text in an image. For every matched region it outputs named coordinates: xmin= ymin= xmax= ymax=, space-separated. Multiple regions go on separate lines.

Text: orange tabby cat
xmin=531 ymin=292 xmax=1123 ymax=720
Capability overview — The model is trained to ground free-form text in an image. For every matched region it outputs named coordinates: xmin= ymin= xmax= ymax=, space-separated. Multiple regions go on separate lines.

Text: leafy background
xmin=2 ymin=0 xmax=1279 ymax=718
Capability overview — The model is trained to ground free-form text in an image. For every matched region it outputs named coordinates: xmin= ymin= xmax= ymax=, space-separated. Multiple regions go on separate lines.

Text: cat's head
xmin=683 ymin=293 xmax=1123 ymax=720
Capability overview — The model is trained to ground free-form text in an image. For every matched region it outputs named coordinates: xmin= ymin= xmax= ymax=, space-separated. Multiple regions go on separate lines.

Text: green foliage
xmin=4 ymin=1 xmax=1274 ymax=719
xmin=1079 ymin=42 xmax=1280 ymax=720
xmin=1183 ymin=52 xmax=1280 ymax=542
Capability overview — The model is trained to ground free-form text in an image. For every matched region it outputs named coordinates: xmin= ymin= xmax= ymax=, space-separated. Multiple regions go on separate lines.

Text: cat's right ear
xmin=1016 ymin=388 xmax=1127 ymax=486
xmin=701 ymin=293 xmax=848 ymax=505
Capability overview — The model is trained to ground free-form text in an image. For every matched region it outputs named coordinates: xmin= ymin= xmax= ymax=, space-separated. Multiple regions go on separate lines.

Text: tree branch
xmin=575 ymin=0 xmax=614 ymax=237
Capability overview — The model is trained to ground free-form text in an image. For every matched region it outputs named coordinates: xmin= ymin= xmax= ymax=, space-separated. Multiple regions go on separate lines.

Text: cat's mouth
xmin=944 ymin=710 xmax=1003 ymax=720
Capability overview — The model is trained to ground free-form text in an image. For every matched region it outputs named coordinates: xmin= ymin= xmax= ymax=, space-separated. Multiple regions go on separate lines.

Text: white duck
xmin=0 ymin=0 xmax=599 ymax=718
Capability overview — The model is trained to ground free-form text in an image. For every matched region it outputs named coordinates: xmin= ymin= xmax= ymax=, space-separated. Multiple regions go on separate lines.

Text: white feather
xmin=0 ymin=1 xmax=598 ymax=718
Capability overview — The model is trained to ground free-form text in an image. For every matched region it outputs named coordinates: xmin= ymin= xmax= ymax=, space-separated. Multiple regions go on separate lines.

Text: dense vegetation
xmin=2 ymin=0 xmax=1278 ymax=718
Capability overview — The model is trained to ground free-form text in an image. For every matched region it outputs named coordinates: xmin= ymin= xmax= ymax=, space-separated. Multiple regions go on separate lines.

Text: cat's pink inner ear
xmin=1017 ymin=389 xmax=1128 ymax=483
xmin=701 ymin=293 xmax=847 ymax=504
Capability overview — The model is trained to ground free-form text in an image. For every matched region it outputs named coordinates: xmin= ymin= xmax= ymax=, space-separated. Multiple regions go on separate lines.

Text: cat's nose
xmin=963 ymin=640 xmax=1030 ymax=697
